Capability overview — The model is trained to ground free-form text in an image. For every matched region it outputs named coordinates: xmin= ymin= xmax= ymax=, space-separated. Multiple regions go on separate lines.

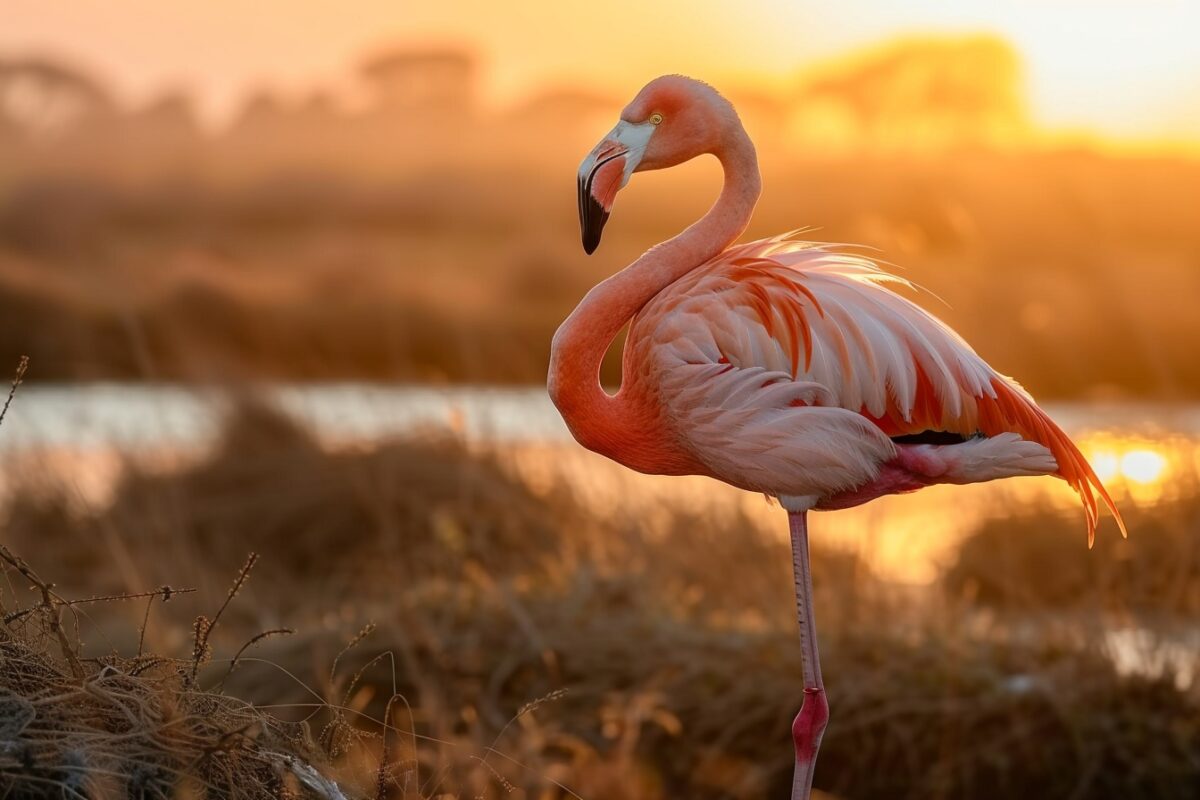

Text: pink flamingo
xmin=548 ymin=75 xmax=1125 ymax=799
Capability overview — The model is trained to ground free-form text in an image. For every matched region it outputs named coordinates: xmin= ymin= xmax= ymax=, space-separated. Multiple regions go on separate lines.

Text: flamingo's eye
xmin=648 ymin=112 xmax=664 ymax=125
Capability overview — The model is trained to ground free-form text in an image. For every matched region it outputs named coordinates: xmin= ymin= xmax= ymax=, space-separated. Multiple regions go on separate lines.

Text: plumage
xmin=622 ymin=236 xmax=1124 ymax=544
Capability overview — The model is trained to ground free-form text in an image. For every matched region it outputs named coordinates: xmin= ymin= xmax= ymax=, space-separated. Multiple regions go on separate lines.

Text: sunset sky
xmin=4 ymin=0 xmax=1199 ymax=144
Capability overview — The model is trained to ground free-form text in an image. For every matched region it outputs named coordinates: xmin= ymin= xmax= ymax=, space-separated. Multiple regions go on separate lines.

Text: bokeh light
xmin=1120 ymin=449 xmax=1167 ymax=484
xmin=1081 ymin=431 xmax=1198 ymax=506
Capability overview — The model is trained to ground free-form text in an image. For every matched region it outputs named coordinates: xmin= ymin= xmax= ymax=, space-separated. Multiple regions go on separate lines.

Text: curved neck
xmin=548 ymin=128 xmax=760 ymax=465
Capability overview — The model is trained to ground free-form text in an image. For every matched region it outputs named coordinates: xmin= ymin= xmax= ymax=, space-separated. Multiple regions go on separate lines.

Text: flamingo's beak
xmin=577 ymin=120 xmax=655 ymax=254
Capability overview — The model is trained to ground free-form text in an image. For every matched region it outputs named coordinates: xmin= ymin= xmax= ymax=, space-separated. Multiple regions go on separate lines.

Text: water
xmin=1 ymin=383 xmax=1198 ymax=584
xmin=0 ymin=383 xmax=569 ymax=451
xmin=4 ymin=382 xmax=1198 ymax=453
xmin=2 ymin=383 xmax=1197 ymax=686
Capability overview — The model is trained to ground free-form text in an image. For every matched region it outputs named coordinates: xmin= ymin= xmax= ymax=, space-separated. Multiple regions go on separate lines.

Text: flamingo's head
xmin=578 ymin=75 xmax=736 ymax=254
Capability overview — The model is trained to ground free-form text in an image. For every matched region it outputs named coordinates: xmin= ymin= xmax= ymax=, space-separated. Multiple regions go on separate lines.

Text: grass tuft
xmin=0 ymin=546 xmax=345 ymax=800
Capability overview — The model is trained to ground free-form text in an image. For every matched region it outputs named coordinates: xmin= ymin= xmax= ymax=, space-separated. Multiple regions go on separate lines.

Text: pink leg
xmin=789 ymin=510 xmax=829 ymax=800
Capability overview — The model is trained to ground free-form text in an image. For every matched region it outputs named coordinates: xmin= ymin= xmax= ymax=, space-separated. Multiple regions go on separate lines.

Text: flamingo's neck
xmin=548 ymin=126 xmax=760 ymax=471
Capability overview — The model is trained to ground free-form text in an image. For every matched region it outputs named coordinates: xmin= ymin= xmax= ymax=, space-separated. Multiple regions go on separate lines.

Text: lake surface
xmin=2 ymin=383 xmax=1198 ymax=583
xmin=5 ymin=383 xmax=1200 ymax=450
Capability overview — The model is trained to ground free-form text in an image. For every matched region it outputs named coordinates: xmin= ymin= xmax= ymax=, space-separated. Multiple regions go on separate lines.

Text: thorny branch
xmin=0 ymin=542 xmax=84 ymax=678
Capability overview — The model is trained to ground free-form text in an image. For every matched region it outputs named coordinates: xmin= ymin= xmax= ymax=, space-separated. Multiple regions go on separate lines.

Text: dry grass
xmin=0 ymin=543 xmax=352 ymax=800
xmin=4 ymin=399 xmax=1199 ymax=799
xmin=279 ymin=582 xmax=1198 ymax=800
xmin=945 ymin=495 xmax=1200 ymax=615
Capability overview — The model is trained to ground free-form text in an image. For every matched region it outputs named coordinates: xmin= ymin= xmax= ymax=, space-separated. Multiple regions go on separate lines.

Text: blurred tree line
xmin=0 ymin=36 xmax=1029 ymax=185
xmin=0 ymin=37 xmax=1196 ymax=398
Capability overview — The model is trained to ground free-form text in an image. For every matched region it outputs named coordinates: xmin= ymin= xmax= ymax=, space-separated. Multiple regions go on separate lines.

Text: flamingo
xmin=548 ymin=75 xmax=1125 ymax=800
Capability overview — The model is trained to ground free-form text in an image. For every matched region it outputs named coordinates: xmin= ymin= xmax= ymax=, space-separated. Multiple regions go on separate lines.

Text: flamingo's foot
xmin=791 ymin=687 xmax=829 ymax=800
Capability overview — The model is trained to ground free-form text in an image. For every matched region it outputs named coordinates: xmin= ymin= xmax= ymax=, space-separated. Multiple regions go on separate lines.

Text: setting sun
xmin=1087 ymin=441 xmax=1171 ymax=485
xmin=1082 ymin=434 xmax=1191 ymax=506
xmin=1121 ymin=449 xmax=1167 ymax=484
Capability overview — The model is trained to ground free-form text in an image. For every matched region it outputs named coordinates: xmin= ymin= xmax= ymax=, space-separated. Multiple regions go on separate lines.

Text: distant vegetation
xmin=800 ymin=36 xmax=1027 ymax=149
xmin=1 ymin=37 xmax=1198 ymax=397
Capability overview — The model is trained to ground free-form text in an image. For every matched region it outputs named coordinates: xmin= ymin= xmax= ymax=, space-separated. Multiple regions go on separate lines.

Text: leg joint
xmin=791 ymin=688 xmax=830 ymax=760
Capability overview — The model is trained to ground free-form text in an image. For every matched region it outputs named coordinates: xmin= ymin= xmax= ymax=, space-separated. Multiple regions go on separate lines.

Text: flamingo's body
xmin=549 ymin=75 xmax=1124 ymax=799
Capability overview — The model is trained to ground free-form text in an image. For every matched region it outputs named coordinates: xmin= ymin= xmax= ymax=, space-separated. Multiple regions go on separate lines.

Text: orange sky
xmin=4 ymin=0 xmax=1199 ymax=145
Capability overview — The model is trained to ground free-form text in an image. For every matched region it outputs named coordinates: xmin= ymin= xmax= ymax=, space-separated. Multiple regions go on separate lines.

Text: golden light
xmin=3 ymin=0 xmax=1200 ymax=147
xmin=1090 ymin=450 xmax=1120 ymax=483
xmin=1119 ymin=449 xmax=1167 ymax=485
xmin=1083 ymin=435 xmax=1180 ymax=506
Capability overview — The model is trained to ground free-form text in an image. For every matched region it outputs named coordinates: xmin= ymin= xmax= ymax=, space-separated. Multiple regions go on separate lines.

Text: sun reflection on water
xmin=1089 ymin=445 xmax=1167 ymax=485
xmin=1121 ymin=449 xmax=1167 ymax=483
xmin=1080 ymin=431 xmax=1194 ymax=506
xmin=3 ymin=389 xmax=1198 ymax=588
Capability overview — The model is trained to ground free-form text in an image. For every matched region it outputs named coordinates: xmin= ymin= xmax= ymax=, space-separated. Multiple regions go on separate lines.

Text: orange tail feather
xmin=978 ymin=378 xmax=1127 ymax=547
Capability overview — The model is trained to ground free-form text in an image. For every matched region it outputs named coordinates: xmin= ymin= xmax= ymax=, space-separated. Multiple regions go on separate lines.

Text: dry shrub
xmin=3 ymin=401 xmax=569 ymax=609
xmin=237 ymin=567 xmax=1200 ymax=800
xmin=944 ymin=497 xmax=1200 ymax=614
xmin=2 ymin=151 xmax=1200 ymax=396
xmin=0 ymin=545 xmax=350 ymax=800
xmin=2 ymin=400 xmax=857 ymax=626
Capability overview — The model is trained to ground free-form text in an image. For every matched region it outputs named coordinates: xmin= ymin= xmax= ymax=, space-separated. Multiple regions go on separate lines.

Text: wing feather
xmin=630 ymin=236 xmax=1125 ymax=542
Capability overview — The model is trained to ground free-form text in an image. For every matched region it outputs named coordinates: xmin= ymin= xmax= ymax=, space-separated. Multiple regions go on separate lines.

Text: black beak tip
xmin=578 ymin=191 xmax=610 ymax=255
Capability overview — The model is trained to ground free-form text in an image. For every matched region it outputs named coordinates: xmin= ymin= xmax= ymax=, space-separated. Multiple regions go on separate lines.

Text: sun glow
xmin=2 ymin=0 xmax=1199 ymax=147
xmin=1120 ymin=449 xmax=1167 ymax=485
xmin=1090 ymin=451 xmax=1121 ymax=483
xmin=1082 ymin=434 xmax=1193 ymax=506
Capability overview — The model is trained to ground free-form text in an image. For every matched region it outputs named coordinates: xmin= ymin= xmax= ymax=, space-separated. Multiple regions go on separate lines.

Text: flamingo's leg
xmin=789 ymin=510 xmax=829 ymax=800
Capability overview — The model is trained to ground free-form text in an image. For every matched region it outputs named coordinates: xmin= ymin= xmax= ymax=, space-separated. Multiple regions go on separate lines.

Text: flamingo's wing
xmin=646 ymin=354 xmax=899 ymax=503
xmin=632 ymin=236 xmax=1124 ymax=542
